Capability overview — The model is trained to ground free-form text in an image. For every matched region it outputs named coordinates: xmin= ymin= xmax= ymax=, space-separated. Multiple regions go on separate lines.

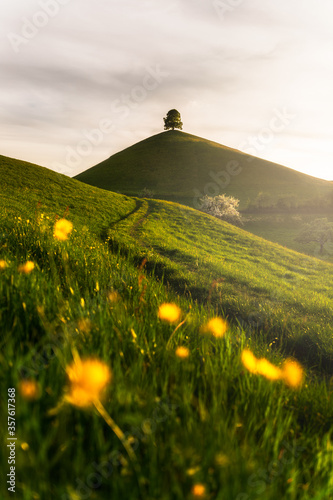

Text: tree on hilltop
xmin=163 ymin=109 xmax=183 ymax=131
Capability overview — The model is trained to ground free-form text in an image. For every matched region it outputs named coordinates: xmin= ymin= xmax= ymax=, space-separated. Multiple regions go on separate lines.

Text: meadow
xmin=1 ymin=155 xmax=333 ymax=499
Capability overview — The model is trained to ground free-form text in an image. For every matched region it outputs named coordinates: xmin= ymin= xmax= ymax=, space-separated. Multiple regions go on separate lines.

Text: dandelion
xmin=54 ymin=218 xmax=73 ymax=241
xmin=241 ymin=350 xmax=283 ymax=381
xmin=187 ymin=466 xmax=201 ymax=476
xmin=241 ymin=349 xmax=258 ymax=374
xmin=108 ymin=291 xmax=121 ymax=303
xmin=158 ymin=303 xmax=182 ymax=323
xmin=65 ymin=358 xmax=111 ymax=408
xmin=175 ymin=346 xmax=190 ymax=359
xmin=18 ymin=261 xmax=35 ymax=274
xmin=21 ymin=442 xmax=29 ymax=451
xmin=192 ymin=484 xmax=206 ymax=497
xmin=63 ymin=356 xmax=143 ymax=494
xmin=77 ymin=318 xmax=92 ymax=334
xmin=0 ymin=260 xmax=8 ymax=270
xmin=282 ymin=359 xmax=304 ymax=388
xmin=202 ymin=317 xmax=228 ymax=338
xmin=18 ymin=380 xmax=40 ymax=400
xmin=256 ymin=358 xmax=282 ymax=381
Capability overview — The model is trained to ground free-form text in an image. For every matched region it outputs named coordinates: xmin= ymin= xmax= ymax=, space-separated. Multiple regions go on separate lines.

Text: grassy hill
xmin=75 ymin=130 xmax=333 ymax=210
xmin=1 ymin=154 xmax=333 ymax=499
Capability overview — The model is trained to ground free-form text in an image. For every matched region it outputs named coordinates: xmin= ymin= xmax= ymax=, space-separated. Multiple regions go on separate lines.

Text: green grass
xmin=74 ymin=130 xmax=333 ymax=211
xmin=243 ymin=213 xmax=333 ymax=263
xmin=1 ymin=155 xmax=333 ymax=499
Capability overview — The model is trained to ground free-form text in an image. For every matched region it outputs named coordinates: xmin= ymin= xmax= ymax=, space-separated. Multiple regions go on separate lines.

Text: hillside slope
xmin=0 ymin=154 xmax=135 ymax=234
xmin=2 ymin=154 xmax=333 ymax=371
xmin=75 ymin=131 xmax=332 ymax=209
xmin=2 ymin=154 xmax=333 ymax=498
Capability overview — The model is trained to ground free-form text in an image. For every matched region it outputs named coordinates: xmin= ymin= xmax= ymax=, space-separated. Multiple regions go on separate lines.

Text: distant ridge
xmin=75 ymin=130 xmax=332 ymax=209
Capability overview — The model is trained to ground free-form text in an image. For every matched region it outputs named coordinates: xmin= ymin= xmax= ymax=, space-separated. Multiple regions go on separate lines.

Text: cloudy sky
xmin=1 ymin=0 xmax=333 ymax=179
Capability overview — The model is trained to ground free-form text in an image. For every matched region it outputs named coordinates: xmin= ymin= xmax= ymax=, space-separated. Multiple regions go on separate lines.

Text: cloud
xmin=1 ymin=0 xmax=333 ymax=179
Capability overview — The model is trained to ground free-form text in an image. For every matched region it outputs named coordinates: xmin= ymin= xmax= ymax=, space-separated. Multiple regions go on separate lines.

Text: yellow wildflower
xmin=241 ymin=350 xmax=283 ymax=381
xmin=108 ymin=291 xmax=121 ymax=303
xmin=192 ymin=484 xmax=206 ymax=497
xmin=18 ymin=261 xmax=35 ymax=274
xmin=175 ymin=346 xmax=190 ymax=359
xmin=19 ymin=380 xmax=40 ymax=400
xmin=256 ymin=358 xmax=282 ymax=381
xmin=202 ymin=317 xmax=228 ymax=338
xmin=241 ymin=349 xmax=258 ymax=374
xmin=158 ymin=303 xmax=182 ymax=323
xmin=65 ymin=358 xmax=111 ymax=408
xmin=282 ymin=359 xmax=304 ymax=388
xmin=77 ymin=318 xmax=92 ymax=334
xmin=0 ymin=260 xmax=8 ymax=270
xmin=54 ymin=218 xmax=73 ymax=241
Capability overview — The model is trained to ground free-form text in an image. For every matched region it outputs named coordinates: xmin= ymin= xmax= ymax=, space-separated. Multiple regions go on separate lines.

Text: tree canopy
xmin=295 ymin=218 xmax=333 ymax=255
xmin=163 ymin=109 xmax=183 ymax=131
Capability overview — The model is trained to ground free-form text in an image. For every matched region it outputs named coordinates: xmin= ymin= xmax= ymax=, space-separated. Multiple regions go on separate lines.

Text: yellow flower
xmin=0 ymin=260 xmax=8 ymax=270
xmin=241 ymin=349 xmax=258 ymax=374
xmin=282 ymin=359 xmax=304 ymax=388
xmin=192 ymin=484 xmax=206 ymax=497
xmin=241 ymin=350 xmax=282 ymax=381
xmin=77 ymin=318 xmax=92 ymax=334
xmin=175 ymin=346 xmax=190 ymax=359
xmin=18 ymin=261 xmax=35 ymax=274
xmin=202 ymin=317 xmax=228 ymax=338
xmin=158 ymin=303 xmax=182 ymax=323
xmin=65 ymin=358 xmax=111 ymax=407
xmin=256 ymin=358 xmax=282 ymax=381
xmin=19 ymin=380 xmax=40 ymax=400
xmin=54 ymin=218 xmax=73 ymax=241
xmin=108 ymin=291 xmax=121 ymax=303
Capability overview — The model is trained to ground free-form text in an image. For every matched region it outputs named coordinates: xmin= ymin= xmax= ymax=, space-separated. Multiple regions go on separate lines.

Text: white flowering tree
xmin=199 ymin=194 xmax=242 ymax=226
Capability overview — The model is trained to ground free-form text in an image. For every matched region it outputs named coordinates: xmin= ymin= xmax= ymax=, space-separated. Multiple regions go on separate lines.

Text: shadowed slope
xmin=75 ymin=130 xmax=332 ymax=209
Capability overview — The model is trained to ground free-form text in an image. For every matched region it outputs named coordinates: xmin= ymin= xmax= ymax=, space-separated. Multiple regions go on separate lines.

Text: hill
xmin=75 ymin=130 xmax=332 ymax=210
xmin=1 ymin=154 xmax=333 ymax=499
xmin=2 ymin=154 xmax=333 ymax=369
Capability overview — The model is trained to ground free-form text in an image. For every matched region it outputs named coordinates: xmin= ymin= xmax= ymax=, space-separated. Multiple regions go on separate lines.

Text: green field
xmin=1 ymin=154 xmax=333 ymax=499
xmin=242 ymin=213 xmax=333 ymax=263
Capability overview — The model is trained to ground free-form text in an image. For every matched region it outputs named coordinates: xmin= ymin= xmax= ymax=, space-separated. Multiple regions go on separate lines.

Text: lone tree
xmin=163 ymin=109 xmax=183 ymax=131
xmin=295 ymin=218 xmax=333 ymax=255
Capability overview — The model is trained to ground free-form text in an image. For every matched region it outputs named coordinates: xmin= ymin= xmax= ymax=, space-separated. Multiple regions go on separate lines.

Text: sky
xmin=1 ymin=0 xmax=333 ymax=180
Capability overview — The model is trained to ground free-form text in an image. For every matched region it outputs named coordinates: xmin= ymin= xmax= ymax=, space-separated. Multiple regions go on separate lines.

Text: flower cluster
xmin=241 ymin=349 xmax=304 ymax=388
